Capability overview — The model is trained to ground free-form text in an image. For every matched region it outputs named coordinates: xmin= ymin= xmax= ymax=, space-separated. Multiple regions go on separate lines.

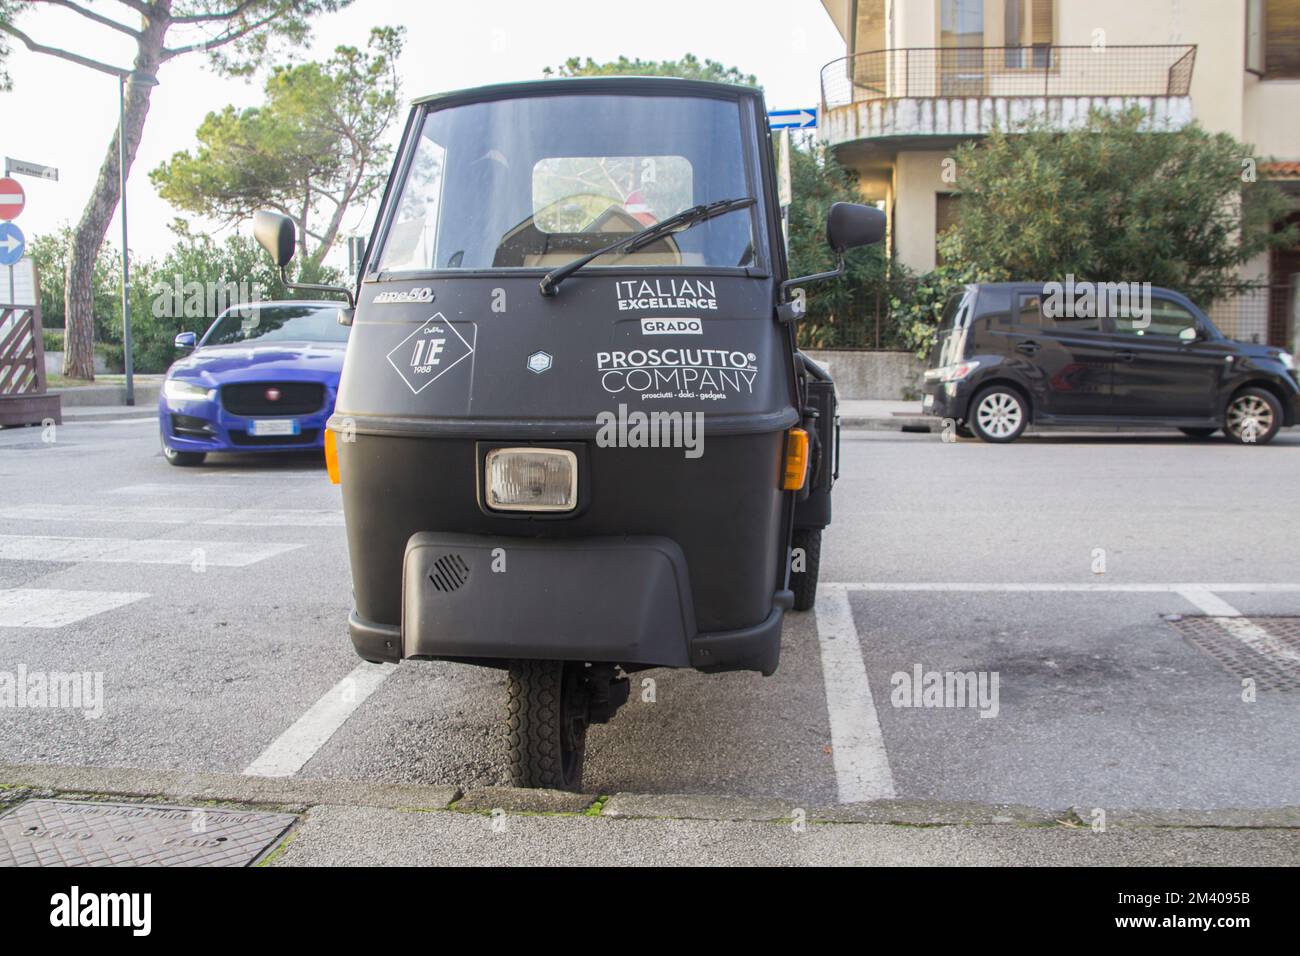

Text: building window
xmin=1264 ymin=0 xmax=1300 ymax=78
xmin=1030 ymin=0 xmax=1055 ymax=68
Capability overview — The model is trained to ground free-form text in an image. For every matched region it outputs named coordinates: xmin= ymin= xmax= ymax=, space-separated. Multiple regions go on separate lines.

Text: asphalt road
xmin=0 ymin=417 xmax=1297 ymax=814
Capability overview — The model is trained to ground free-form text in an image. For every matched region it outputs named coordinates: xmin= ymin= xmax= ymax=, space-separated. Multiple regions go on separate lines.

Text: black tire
xmin=1179 ymin=427 xmax=1218 ymax=439
xmin=969 ymin=385 xmax=1029 ymax=443
xmin=162 ymin=443 xmax=206 ymax=467
xmin=790 ymin=527 xmax=822 ymax=611
xmin=1224 ymin=387 xmax=1283 ymax=445
xmin=507 ymin=660 xmax=588 ymax=791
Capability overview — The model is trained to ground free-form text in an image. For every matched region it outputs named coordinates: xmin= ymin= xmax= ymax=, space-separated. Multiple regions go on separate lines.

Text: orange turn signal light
xmin=783 ymin=427 xmax=809 ymax=490
xmin=324 ymin=428 xmax=341 ymax=485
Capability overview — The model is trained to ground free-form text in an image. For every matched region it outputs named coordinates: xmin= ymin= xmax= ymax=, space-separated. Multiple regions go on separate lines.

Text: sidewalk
xmin=838 ymin=399 xmax=931 ymax=432
xmin=2 ymin=763 xmax=1296 ymax=866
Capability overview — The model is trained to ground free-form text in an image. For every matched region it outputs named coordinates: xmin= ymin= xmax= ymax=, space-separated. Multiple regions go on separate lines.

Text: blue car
xmin=159 ymin=300 xmax=350 ymax=466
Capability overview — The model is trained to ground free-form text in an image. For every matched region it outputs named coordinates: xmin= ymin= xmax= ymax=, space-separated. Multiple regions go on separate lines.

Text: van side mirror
xmin=254 ymin=210 xmax=297 ymax=268
xmin=1178 ymin=325 xmax=1200 ymax=343
xmin=778 ymin=203 xmax=888 ymax=317
xmin=251 ymin=209 xmax=356 ymax=308
xmin=826 ymin=202 xmax=886 ymax=253
xmin=174 ymin=331 xmax=196 ymax=350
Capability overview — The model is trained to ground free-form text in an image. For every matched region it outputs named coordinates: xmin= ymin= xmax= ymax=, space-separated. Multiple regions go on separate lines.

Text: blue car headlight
xmin=163 ymin=379 xmax=215 ymax=404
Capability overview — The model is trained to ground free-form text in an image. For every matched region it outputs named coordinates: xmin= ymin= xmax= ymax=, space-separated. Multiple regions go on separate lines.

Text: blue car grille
xmin=221 ymin=382 xmax=325 ymax=416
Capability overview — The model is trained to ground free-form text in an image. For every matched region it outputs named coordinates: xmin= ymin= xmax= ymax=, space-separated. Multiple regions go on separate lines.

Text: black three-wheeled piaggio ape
xmin=254 ymin=77 xmax=884 ymax=790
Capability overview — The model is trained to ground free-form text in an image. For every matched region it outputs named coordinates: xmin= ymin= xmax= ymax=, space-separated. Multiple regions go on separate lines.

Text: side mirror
xmin=826 ymin=202 xmax=886 ymax=254
xmin=174 ymin=331 xmax=197 ymax=350
xmin=778 ymin=202 xmax=888 ymax=313
xmin=1178 ymin=326 xmax=1200 ymax=344
xmin=254 ymin=210 xmax=297 ymax=268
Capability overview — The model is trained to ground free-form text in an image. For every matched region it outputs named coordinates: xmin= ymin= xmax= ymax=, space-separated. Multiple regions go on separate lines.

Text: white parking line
xmin=824 ymin=582 xmax=1300 ymax=593
xmin=0 ymin=534 xmax=301 ymax=566
xmin=0 ymin=589 xmax=148 ymax=628
xmin=814 ymin=586 xmax=896 ymax=803
xmin=243 ymin=662 xmax=395 ymax=777
xmin=0 ymin=503 xmax=343 ymax=527
xmin=1176 ymin=588 xmax=1243 ymax=616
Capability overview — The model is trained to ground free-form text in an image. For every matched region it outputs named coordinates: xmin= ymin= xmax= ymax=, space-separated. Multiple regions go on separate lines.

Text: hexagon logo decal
xmin=527 ymin=351 xmax=553 ymax=374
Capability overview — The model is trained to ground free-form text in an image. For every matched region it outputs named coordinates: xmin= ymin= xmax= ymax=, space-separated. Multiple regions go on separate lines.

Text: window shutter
xmin=1031 ymin=0 xmax=1054 ymax=45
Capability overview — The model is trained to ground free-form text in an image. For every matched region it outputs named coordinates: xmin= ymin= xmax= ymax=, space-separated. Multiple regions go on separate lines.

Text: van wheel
xmin=1179 ymin=427 xmax=1218 ymax=439
xmin=970 ymin=386 xmax=1028 ymax=443
xmin=1224 ymin=388 xmax=1282 ymax=445
xmin=162 ymin=443 xmax=206 ymax=467
xmin=790 ymin=528 xmax=822 ymax=611
xmin=507 ymin=660 xmax=588 ymax=791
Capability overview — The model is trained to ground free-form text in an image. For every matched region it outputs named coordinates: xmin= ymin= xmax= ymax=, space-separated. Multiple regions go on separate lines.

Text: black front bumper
xmin=348 ymin=532 xmax=790 ymax=676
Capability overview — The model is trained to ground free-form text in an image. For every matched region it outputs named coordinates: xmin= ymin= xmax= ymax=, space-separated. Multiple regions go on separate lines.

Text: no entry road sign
xmin=0 ymin=178 xmax=25 ymax=221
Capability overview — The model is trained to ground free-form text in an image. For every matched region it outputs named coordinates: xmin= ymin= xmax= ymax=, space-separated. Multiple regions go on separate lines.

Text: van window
xmin=1019 ymin=291 xmax=1101 ymax=332
xmin=377 ymin=94 xmax=759 ymax=273
xmin=1112 ymin=298 xmax=1198 ymax=338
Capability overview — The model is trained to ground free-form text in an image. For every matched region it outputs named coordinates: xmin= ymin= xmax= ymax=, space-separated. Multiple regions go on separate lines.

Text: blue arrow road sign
xmin=768 ymin=107 xmax=818 ymax=130
xmin=0 ymin=222 xmax=24 ymax=266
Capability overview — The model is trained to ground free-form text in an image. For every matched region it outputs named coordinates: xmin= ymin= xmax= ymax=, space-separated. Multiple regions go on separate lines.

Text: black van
xmin=922 ymin=282 xmax=1299 ymax=444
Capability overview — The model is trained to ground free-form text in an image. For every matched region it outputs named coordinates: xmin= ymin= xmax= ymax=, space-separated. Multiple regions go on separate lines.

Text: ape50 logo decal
xmin=387 ymin=313 xmax=476 ymax=395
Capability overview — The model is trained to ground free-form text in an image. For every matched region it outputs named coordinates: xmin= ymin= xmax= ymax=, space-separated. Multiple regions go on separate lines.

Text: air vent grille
xmin=428 ymin=554 xmax=470 ymax=592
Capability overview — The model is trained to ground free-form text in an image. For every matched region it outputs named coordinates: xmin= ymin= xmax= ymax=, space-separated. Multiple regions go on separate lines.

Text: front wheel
xmin=970 ymin=386 xmax=1028 ymax=443
xmin=507 ymin=660 xmax=588 ymax=791
xmin=1224 ymin=388 xmax=1282 ymax=445
xmin=790 ymin=528 xmax=822 ymax=611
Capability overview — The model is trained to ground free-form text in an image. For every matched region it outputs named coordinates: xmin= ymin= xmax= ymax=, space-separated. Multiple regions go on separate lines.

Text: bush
xmin=42 ymin=329 xmax=64 ymax=352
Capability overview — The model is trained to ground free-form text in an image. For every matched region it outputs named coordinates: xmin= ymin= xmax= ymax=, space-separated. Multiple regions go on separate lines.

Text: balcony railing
xmin=821 ymin=45 xmax=1197 ymax=111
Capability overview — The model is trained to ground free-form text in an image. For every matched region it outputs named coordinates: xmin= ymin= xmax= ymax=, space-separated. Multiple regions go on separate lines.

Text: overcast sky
xmin=1 ymin=0 xmax=843 ymax=266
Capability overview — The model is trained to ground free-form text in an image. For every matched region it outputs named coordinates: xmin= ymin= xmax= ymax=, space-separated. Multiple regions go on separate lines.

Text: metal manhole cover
xmin=0 ymin=799 xmax=296 ymax=867
xmin=1168 ymin=615 xmax=1300 ymax=691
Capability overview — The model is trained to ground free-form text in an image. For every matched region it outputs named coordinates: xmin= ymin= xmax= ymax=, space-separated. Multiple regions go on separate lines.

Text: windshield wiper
xmin=538 ymin=196 xmax=756 ymax=297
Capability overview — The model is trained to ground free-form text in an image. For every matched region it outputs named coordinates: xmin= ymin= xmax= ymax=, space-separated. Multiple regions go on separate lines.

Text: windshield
xmin=377 ymin=93 xmax=761 ymax=273
xmin=929 ymin=292 xmax=971 ymax=369
xmin=201 ymin=305 xmax=350 ymax=346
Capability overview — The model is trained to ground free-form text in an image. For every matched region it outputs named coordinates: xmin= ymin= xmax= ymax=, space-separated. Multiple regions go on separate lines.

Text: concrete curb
xmin=51 ymin=381 xmax=162 ymax=408
xmin=3 ymin=764 xmax=1297 ymax=830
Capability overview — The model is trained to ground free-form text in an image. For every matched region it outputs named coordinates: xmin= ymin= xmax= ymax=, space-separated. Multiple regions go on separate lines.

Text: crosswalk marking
xmin=0 ymin=589 xmax=148 ymax=628
xmin=0 ymin=503 xmax=342 ymax=527
xmin=0 ymin=534 xmax=300 ymax=567
xmin=112 ymin=481 xmax=320 ymax=495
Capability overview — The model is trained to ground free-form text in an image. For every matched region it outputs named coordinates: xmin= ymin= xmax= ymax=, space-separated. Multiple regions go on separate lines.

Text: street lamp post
xmin=116 ymin=69 xmax=158 ymax=406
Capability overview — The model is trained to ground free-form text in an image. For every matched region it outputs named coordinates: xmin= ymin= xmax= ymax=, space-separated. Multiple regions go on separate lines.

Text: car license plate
xmin=248 ymin=419 xmax=300 ymax=437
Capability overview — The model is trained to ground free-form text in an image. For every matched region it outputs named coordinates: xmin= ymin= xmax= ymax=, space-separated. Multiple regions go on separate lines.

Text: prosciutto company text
xmin=596 ymin=348 xmax=758 ymax=401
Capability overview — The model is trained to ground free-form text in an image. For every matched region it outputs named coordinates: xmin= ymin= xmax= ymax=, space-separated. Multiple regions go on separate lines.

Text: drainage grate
xmin=1168 ymin=615 xmax=1300 ymax=691
xmin=0 ymin=799 xmax=297 ymax=867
